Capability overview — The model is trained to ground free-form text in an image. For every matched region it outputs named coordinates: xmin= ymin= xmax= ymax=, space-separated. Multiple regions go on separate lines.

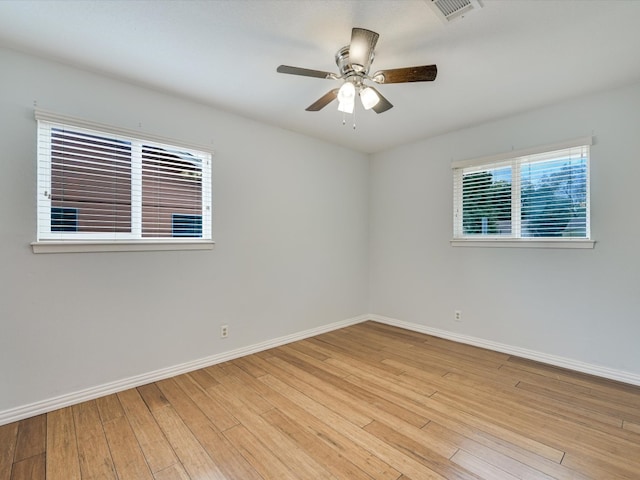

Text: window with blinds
xmin=453 ymin=139 xmax=591 ymax=241
xmin=36 ymin=113 xmax=212 ymax=244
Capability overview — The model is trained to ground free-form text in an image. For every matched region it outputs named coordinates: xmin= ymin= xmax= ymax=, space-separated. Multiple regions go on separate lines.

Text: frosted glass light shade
xmin=360 ymin=87 xmax=380 ymax=110
xmin=337 ymin=82 xmax=356 ymax=103
xmin=338 ymin=100 xmax=355 ymax=113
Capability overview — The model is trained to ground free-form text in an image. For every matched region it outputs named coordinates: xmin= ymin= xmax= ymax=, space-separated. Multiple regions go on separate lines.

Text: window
xmin=452 ymin=138 xmax=593 ymax=247
xmin=172 ymin=214 xmax=202 ymax=238
xmin=35 ymin=110 xmax=212 ymax=252
xmin=51 ymin=207 xmax=78 ymax=232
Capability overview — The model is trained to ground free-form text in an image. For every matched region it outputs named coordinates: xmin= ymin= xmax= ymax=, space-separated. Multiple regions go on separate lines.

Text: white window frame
xmin=451 ymin=137 xmax=595 ymax=249
xmin=32 ymin=109 xmax=214 ymax=253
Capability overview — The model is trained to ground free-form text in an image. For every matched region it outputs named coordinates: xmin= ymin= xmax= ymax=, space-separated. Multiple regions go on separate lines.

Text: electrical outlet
xmin=220 ymin=324 xmax=229 ymax=338
xmin=454 ymin=310 xmax=462 ymax=322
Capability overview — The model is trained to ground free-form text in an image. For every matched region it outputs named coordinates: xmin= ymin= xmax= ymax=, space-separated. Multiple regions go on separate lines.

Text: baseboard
xmin=369 ymin=314 xmax=640 ymax=387
xmin=5 ymin=312 xmax=638 ymax=426
xmin=0 ymin=314 xmax=368 ymax=426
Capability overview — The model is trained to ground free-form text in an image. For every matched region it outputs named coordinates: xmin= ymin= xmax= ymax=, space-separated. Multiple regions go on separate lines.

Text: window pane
xmin=521 ymin=157 xmax=587 ymax=238
xmin=172 ymin=214 xmax=202 ymax=237
xmin=141 ymin=145 xmax=203 ymax=238
xmin=51 ymin=128 xmax=132 ymax=233
xmin=462 ymin=166 xmax=512 ymax=236
xmin=51 ymin=207 xmax=78 ymax=232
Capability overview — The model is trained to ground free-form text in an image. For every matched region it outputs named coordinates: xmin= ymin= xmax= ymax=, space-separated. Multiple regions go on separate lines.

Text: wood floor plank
xmin=384 ymin=361 xmax=566 ymax=463
xmin=0 ymin=422 xmax=18 ymax=480
xmin=362 ymin=420 xmax=481 ymax=480
xmin=333 ymin=326 xmax=506 ymax=378
xmin=313 ymin=331 xmax=390 ymax=364
xmin=9 ymin=453 xmax=44 ymax=480
xmin=96 ymin=393 xmax=125 ymax=423
xmin=13 ymin=414 xmax=45 ymax=463
xmin=561 ymin=451 xmax=640 ymax=480
xmin=46 ymin=407 xmax=81 ymax=480
xmin=305 ymin=336 xmax=407 ymax=376
xmin=231 ymin=356 xmax=270 ymax=378
xmin=150 ymin=405 xmax=226 ymax=480
xmin=202 ymin=363 xmax=231 ymax=379
xmin=284 ymin=339 xmax=331 ymax=361
xmin=223 ymin=424 xmax=299 ymax=480
xmin=156 ymin=377 xmax=263 ymax=480
xmin=451 ymin=450 xmax=521 ymax=480
xmin=117 ymin=388 xmax=180 ymax=474
xmin=278 ymin=344 xmax=352 ymax=378
xmin=503 ymin=359 xmax=640 ymax=406
xmin=187 ymin=368 xmax=219 ymax=390
xmin=190 ymin=377 xmax=339 ymax=480
xmin=72 ymin=400 xmax=117 ymax=479
xmin=326 ymin=356 xmax=438 ymax=399
xmin=263 ymin=355 xmax=375 ymax=428
xmin=268 ymin=351 xmax=429 ymax=428
xmin=431 ymin=389 xmax=640 ymax=471
xmin=213 ymin=371 xmax=275 ymax=416
xmin=206 ymin=356 xmax=401 ymax=480
xmin=515 ymin=380 xmax=640 ymax=424
xmin=444 ymin=372 xmax=625 ymax=430
xmin=138 ymin=383 xmax=171 ymax=411
xmin=423 ymin=421 xmax=590 ymax=480
xmin=261 ymin=408 xmax=375 ymax=480
xmin=365 ymin=323 xmax=510 ymax=363
xmin=443 ymin=370 xmax=636 ymax=450
xmin=425 ymin=423 xmax=558 ymax=480
xmin=103 ymin=415 xmax=154 ymax=480
xmin=153 ymin=463 xmax=191 ymax=480
xmin=259 ymin=373 xmax=446 ymax=480
xmin=340 ymin=375 xmax=458 ymax=459
xmin=622 ymin=420 xmax=640 ymax=434
xmin=505 ymin=356 xmax=640 ymax=400
xmin=175 ymin=373 xmax=239 ymax=431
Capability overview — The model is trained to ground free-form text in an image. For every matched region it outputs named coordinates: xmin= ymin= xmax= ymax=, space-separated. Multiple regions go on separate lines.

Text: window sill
xmin=450 ymin=239 xmax=595 ymax=249
xmin=31 ymin=240 xmax=215 ymax=254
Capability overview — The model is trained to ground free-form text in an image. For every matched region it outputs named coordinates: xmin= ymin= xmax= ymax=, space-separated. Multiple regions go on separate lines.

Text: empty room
xmin=1 ymin=1 xmax=640 ymax=479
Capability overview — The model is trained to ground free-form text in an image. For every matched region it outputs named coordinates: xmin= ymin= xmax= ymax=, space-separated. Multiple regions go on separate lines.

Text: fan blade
xmin=277 ymin=65 xmax=337 ymax=80
xmin=372 ymin=65 xmax=438 ymax=84
xmin=349 ymin=28 xmax=379 ymax=72
xmin=369 ymin=87 xmax=393 ymax=114
xmin=306 ymin=89 xmax=339 ymax=111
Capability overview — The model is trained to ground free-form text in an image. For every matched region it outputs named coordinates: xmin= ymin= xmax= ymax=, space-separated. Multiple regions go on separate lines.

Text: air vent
xmin=426 ymin=0 xmax=483 ymax=23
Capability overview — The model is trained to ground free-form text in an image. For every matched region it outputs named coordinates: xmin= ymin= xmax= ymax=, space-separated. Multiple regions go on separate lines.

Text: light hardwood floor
xmin=2 ymin=321 xmax=640 ymax=479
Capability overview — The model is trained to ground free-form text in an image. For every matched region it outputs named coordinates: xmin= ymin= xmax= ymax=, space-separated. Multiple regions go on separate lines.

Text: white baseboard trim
xmin=4 ymin=312 xmax=638 ymax=426
xmin=368 ymin=314 xmax=640 ymax=387
xmin=0 ymin=314 xmax=368 ymax=427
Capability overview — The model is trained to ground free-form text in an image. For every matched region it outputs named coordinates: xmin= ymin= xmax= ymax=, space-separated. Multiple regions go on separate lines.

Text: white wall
xmin=0 ymin=48 xmax=369 ymax=414
xmin=3 ymin=44 xmax=640 ymax=420
xmin=369 ymin=81 xmax=640 ymax=376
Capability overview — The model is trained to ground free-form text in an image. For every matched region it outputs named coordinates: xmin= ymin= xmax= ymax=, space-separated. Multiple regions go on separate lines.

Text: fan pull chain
xmin=340 ymin=111 xmax=356 ymax=130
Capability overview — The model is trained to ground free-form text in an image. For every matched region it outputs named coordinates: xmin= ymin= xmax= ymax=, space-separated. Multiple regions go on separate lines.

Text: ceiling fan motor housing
xmin=335 ymin=46 xmax=354 ymax=77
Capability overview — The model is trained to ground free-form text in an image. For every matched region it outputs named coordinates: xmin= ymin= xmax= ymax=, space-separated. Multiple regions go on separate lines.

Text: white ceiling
xmin=1 ymin=0 xmax=640 ymax=154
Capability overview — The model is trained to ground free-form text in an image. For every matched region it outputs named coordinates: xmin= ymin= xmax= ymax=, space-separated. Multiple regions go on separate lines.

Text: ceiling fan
xmin=277 ymin=27 xmax=437 ymax=115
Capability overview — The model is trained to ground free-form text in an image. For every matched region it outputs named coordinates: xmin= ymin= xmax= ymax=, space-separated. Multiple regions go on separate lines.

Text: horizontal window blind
xmin=37 ymin=116 xmax=212 ymax=242
xmin=453 ymin=142 xmax=590 ymax=240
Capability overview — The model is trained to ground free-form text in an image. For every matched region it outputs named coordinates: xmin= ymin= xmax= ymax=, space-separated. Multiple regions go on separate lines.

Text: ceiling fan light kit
xmin=277 ymin=27 xmax=438 ymax=122
xmin=337 ymin=81 xmax=356 ymax=113
xmin=360 ymin=86 xmax=380 ymax=110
